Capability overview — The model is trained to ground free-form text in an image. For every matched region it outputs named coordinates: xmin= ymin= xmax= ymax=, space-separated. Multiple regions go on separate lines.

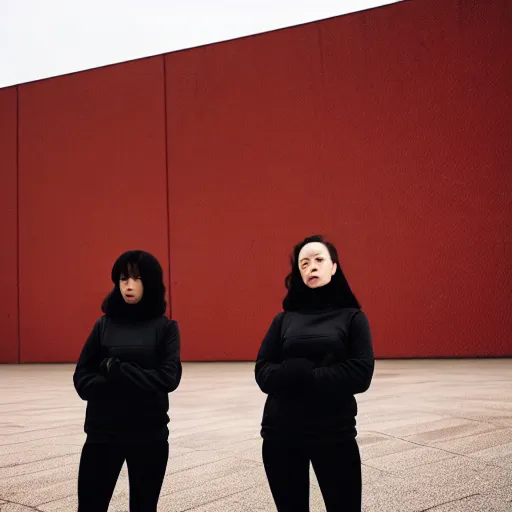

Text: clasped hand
xmin=282 ymin=352 xmax=337 ymax=385
xmin=99 ymin=357 xmax=121 ymax=379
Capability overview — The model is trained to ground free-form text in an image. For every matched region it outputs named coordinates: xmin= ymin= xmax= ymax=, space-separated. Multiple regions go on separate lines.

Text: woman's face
xmin=298 ymin=242 xmax=337 ymax=288
xmin=120 ymin=274 xmax=144 ymax=304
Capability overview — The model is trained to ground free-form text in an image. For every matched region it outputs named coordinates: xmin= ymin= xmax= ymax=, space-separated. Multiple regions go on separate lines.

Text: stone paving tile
xmin=391 ymin=456 xmax=512 ymax=495
xmin=0 ymin=444 xmax=80 ymax=468
xmin=364 ymin=445 xmax=456 ymax=472
xmin=386 ymin=417 xmax=497 ymax=441
xmin=359 ymin=436 xmax=419 ymax=461
xmin=423 ymin=494 xmax=510 ymax=512
xmin=0 ymin=454 xmax=78 ymax=480
xmin=0 ymin=503 xmax=42 ymax=512
xmin=432 ymin=427 xmax=512 ymax=455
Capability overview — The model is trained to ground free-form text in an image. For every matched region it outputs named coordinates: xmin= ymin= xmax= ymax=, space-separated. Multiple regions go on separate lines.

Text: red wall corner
xmin=0 ymin=86 xmax=19 ymax=363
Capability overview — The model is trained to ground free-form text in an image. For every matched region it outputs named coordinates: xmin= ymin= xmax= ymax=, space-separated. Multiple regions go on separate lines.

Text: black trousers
xmin=262 ymin=437 xmax=362 ymax=512
xmin=77 ymin=441 xmax=169 ymax=512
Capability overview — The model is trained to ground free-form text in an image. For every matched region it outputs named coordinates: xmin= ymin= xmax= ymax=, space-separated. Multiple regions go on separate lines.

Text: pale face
xmin=298 ymin=242 xmax=337 ymax=288
xmin=119 ymin=275 xmax=144 ymax=304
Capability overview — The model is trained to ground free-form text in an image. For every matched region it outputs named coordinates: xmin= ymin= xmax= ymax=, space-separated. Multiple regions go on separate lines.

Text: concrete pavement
xmin=0 ymin=360 xmax=511 ymax=511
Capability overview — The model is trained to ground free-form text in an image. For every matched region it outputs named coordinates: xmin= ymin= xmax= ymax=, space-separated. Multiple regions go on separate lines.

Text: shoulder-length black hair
xmin=101 ymin=250 xmax=167 ymax=322
xmin=282 ymin=234 xmax=361 ymax=311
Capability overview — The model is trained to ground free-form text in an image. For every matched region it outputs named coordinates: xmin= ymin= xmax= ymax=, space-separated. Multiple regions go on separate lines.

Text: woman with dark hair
xmin=73 ymin=250 xmax=182 ymax=512
xmin=255 ymin=235 xmax=374 ymax=511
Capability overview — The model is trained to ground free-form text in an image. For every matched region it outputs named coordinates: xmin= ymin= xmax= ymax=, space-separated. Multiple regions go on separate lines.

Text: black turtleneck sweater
xmin=73 ymin=315 xmax=182 ymax=443
xmin=255 ymin=283 xmax=374 ymax=443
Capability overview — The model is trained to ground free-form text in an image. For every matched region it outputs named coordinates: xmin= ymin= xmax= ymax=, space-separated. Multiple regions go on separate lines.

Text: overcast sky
xmin=1 ymin=0 xmax=401 ymax=88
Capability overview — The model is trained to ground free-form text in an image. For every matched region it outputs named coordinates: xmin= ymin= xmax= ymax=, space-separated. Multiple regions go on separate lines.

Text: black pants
xmin=262 ymin=437 xmax=362 ymax=511
xmin=77 ymin=441 xmax=169 ymax=512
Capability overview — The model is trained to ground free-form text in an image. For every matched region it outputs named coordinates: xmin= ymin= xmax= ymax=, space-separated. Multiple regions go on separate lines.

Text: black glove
xmin=108 ymin=358 xmax=121 ymax=379
xmin=316 ymin=351 xmax=338 ymax=368
xmin=282 ymin=357 xmax=314 ymax=387
xmin=99 ymin=358 xmax=109 ymax=377
xmin=99 ymin=357 xmax=121 ymax=380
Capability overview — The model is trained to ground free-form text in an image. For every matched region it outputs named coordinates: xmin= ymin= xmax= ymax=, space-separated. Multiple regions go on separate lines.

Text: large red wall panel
xmin=166 ymin=0 xmax=511 ymax=359
xmin=18 ymin=57 xmax=169 ymax=362
xmin=0 ymin=87 xmax=19 ymax=363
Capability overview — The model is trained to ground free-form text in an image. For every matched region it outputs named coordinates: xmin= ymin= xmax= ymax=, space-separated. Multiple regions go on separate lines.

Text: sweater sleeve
xmin=312 ymin=311 xmax=374 ymax=395
xmin=73 ymin=318 xmax=108 ymax=401
xmin=118 ymin=319 xmax=182 ymax=394
xmin=255 ymin=313 xmax=287 ymax=394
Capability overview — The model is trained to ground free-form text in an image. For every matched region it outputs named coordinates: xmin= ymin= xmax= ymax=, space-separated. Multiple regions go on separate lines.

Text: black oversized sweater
xmin=73 ymin=315 xmax=182 ymax=442
xmin=255 ymin=307 xmax=374 ymax=442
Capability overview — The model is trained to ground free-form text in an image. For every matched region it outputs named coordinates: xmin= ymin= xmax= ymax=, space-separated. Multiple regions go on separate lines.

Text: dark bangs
xmin=111 ymin=252 xmax=143 ymax=282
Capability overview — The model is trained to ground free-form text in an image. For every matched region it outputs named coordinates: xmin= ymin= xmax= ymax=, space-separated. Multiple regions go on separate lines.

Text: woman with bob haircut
xmin=73 ymin=250 xmax=182 ymax=512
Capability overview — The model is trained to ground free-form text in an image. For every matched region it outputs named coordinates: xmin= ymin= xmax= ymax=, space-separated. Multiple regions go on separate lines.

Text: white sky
xmin=1 ymin=0 xmax=401 ymax=88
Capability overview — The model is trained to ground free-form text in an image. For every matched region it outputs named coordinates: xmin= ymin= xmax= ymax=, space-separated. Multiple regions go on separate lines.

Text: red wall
xmin=0 ymin=87 xmax=19 ymax=363
xmin=1 ymin=0 xmax=511 ymax=362
xmin=17 ymin=57 xmax=170 ymax=362
xmin=166 ymin=0 xmax=512 ymax=359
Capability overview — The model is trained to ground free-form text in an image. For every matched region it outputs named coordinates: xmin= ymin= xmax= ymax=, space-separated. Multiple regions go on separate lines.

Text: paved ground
xmin=0 ymin=360 xmax=511 ymax=511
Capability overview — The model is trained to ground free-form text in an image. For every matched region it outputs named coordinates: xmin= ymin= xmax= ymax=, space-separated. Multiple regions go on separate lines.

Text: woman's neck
xmin=284 ymin=280 xmax=338 ymax=312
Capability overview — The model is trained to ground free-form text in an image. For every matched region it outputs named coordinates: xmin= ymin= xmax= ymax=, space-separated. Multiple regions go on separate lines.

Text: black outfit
xmin=255 ymin=281 xmax=374 ymax=511
xmin=73 ymin=315 xmax=182 ymax=512
xmin=262 ymin=437 xmax=361 ymax=511
xmin=78 ymin=441 xmax=169 ymax=510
